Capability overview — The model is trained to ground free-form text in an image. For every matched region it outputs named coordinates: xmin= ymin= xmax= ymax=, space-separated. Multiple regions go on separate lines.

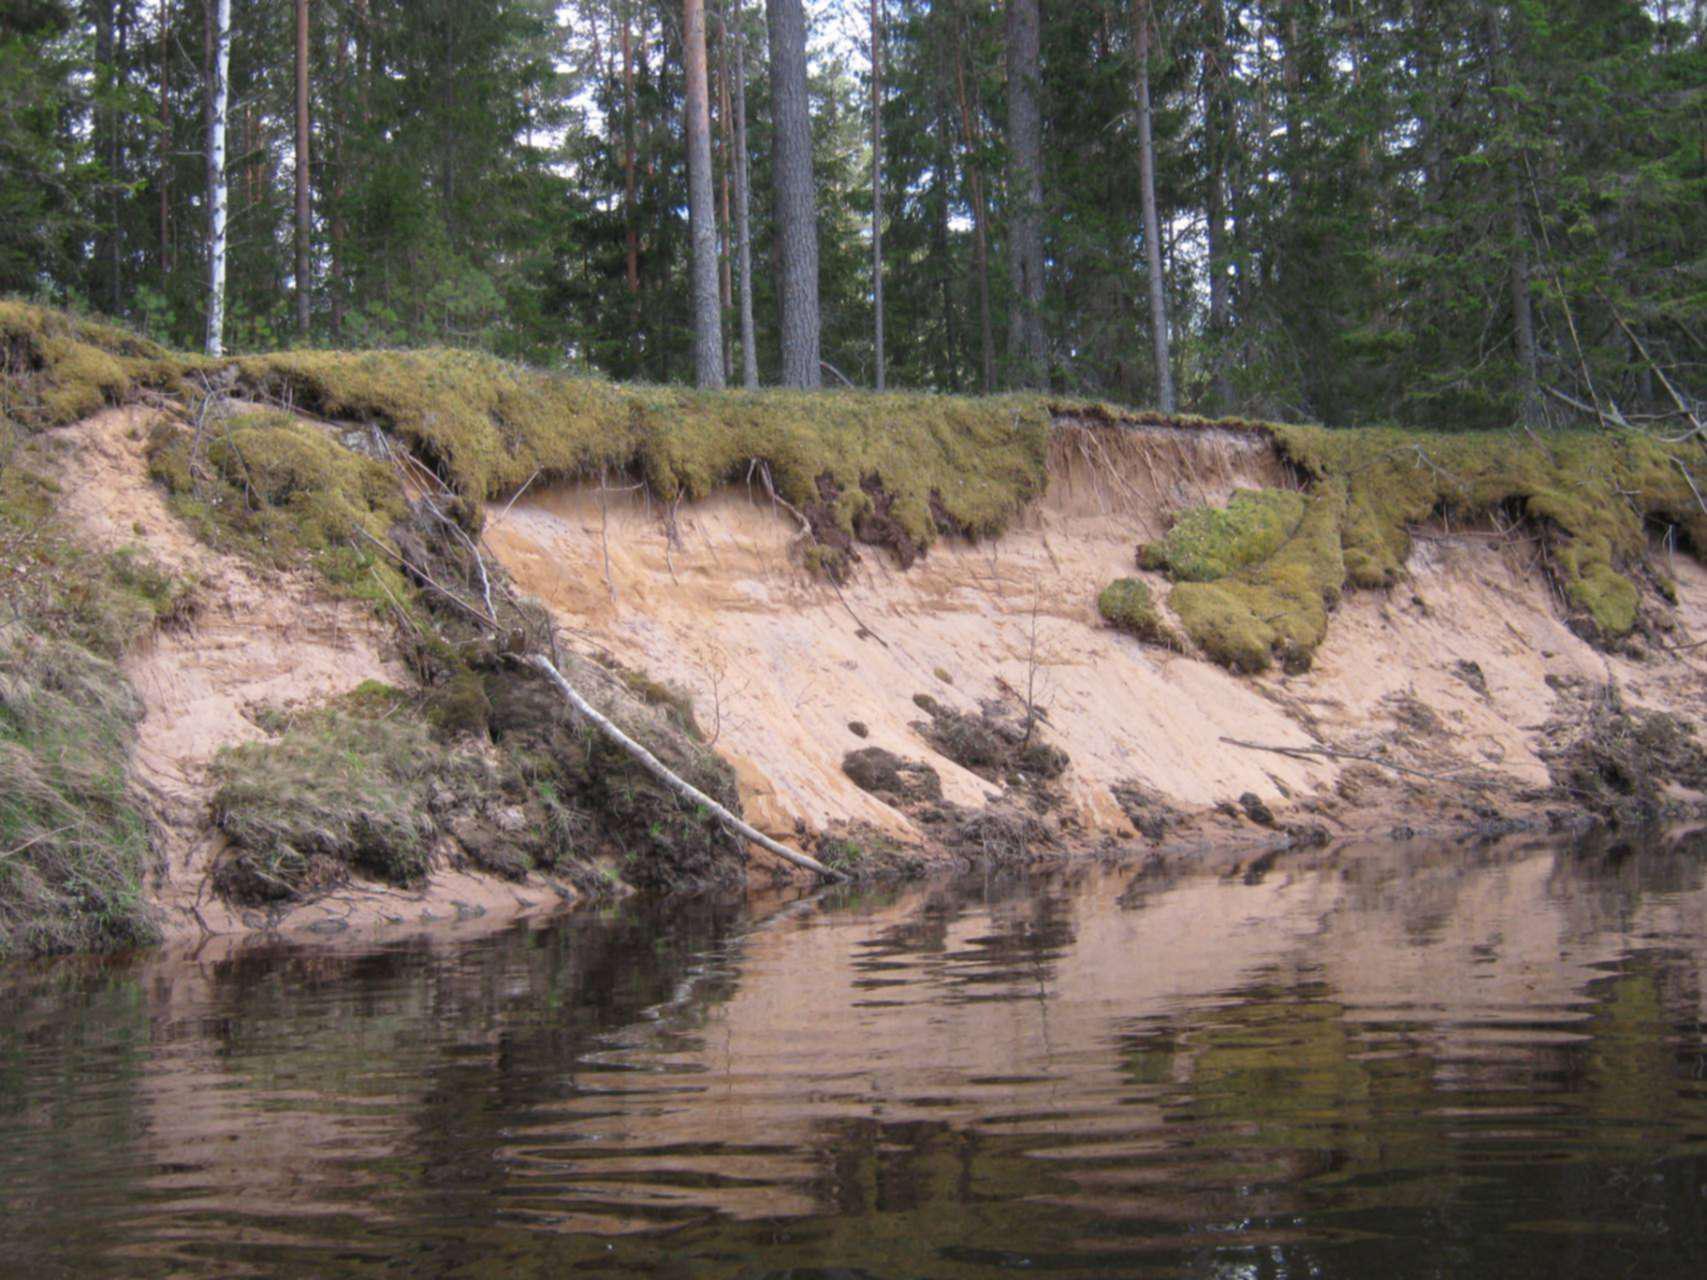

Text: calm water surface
xmin=4 ymin=833 xmax=1707 ymax=1278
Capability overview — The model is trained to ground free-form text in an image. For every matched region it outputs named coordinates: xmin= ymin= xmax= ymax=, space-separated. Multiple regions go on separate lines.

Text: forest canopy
xmin=0 ymin=0 xmax=1701 ymax=430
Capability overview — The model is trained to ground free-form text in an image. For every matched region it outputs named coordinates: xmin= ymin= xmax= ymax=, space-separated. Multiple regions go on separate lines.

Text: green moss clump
xmin=0 ymin=624 xmax=160 ymax=956
xmin=487 ymin=659 xmax=745 ymax=893
xmin=1138 ymin=488 xmax=1305 ymax=581
xmin=0 ymin=300 xmax=200 ymax=430
xmin=1096 ymin=578 xmax=1180 ymax=649
xmin=210 ymin=711 xmax=494 ymax=902
xmin=149 ymin=410 xmax=405 ymax=555
xmin=1167 ymin=482 xmax=1347 ymax=673
xmin=426 ymin=669 xmax=491 ymax=738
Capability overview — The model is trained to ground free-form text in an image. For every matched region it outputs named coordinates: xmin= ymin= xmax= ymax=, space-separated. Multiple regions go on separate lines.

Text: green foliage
xmin=0 ymin=624 xmax=159 ymax=956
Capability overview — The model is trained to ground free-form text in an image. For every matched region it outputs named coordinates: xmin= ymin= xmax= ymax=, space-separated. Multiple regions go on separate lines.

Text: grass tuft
xmin=0 ymin=624 xmax=160 ymax=956
xmin=210 ymin=710 xmax=493 ymax=903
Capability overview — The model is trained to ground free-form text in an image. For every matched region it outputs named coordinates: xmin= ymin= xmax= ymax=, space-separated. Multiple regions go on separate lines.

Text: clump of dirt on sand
xmin=1539 ymin=679 xmax=1707 ymax=828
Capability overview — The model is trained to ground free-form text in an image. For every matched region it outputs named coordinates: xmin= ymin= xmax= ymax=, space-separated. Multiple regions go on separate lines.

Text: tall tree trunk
xmin=329 ymin=17 xmax=346 ymax=339
xmin=1203 ymin=0 xmax=1232 ymax=410
xmin=1483 ymin=7 xmax=1541 ymax=425
xmin=766 ymin=0 xmax=821 ymax=388
xmin=1280 ymin=0 xmax=1305 ymax=209
xmin=205 ymin=0 xmax=230 ymax=356
xmin=1005 ymin=0 xmax=1047 ymax=388
xmin=715 ymin=6 xmax=735 ymax=381
xmin=93 ymin=2 xmax=117 ymax=310
xmin=1134 ymin=0 xmax=1174 ymax=411
xmin=731 ymin=1 xmax=758 ymax=388
xmin=620 ymin=5 xmax=639 ymax=295
xmin=870 ymin=0 xmax=885 ymax=390
xmin=934 ymin=93 xmax=961 ymax=392
xmin=685 ymin=0 xmax=725 ymax=387
xmin=158 ymin=0 xmax=171 ymax=275
xmin=952 ymin=29 xmax=994 ymax=394
xmin=295 ymin=0 xmax=312 ymax=338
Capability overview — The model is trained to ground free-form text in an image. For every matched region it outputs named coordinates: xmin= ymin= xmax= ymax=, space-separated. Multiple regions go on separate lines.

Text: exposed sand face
xmin=484 ymin=423 xmax=1707 ymax=851
xmin=484 ymin=428 xmax=1326 ymax=845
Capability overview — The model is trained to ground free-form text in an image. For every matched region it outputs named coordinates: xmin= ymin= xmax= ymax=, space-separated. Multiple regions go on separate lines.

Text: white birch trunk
xmin=205 ymin=0 xmax=230 ymax=357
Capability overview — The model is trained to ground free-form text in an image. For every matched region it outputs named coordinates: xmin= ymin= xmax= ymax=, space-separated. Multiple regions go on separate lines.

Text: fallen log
xmin=523 ymin=653 xmax=844 ymax=881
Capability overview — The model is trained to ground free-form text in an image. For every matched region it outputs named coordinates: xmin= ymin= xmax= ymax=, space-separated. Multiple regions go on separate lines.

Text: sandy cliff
xmin=3 ymin=304 xmax=1704 ymax=954
xmin=484 ymin=422 xmax=1707 ymax=860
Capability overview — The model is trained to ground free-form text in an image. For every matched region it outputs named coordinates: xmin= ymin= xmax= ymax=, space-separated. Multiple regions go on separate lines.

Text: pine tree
xmin=1005 ymin=0 xmax=1047 ymax=388
xmin=685 ymin=0 xmax=724 ymax=387
xmin=766 ymin=0 xmax=821 ymax=387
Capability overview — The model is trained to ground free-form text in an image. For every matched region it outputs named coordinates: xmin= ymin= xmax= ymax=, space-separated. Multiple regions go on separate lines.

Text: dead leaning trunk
xmin=685 ymin=0 xmax=725 ymax=387
xmin=1134 ymin=0 xmax=1174 ymax=411
xmin=523 ymin=655 xmax=843 ymax=880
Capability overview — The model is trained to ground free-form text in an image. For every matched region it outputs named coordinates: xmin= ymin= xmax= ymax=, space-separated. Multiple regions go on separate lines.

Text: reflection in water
xmin=2 ymin=833 xmax=1706 ymax=1278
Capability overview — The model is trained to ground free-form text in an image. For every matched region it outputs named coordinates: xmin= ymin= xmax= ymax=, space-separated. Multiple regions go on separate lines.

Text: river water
xmin=3 ymin=832 xmax=1706 ymax=1278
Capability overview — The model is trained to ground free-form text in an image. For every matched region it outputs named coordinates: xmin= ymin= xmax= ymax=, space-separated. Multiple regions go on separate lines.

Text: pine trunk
xmin=1483 ymin=8 xmax=1542 ymax=426
xmin=1135 ymin=0 xmax=1174 ymax=411
xmin=158 ymin=0 xmax=171 ymax=274
xmin=731 ymin=2 xmax=759 ymax=388
xmin=206 ymin=0 xmax=231 ymax=357
xmin=618 ymin=7 xmax=638 ymax=297
xmin=295 ymin=0 xmax=312 ymax=338
xmin=715 ymin=8 xmax=735 ymax=382
xmin=766 ymin=0 xmax=821 ymax=388
xmin=685 ymin=0 xmax=725 ymax=388
xmin=1005 ymin=0 xmax=1047 ymax=388
xmin=1203 ymin=0 xmax=1232 ymax=410
xmin=871 ymin=0 xmax=885 ymax=391
xmin=952 ymin=32 xmax=994 ymax=394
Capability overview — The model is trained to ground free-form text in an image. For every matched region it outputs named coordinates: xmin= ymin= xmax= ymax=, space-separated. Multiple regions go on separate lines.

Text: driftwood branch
xmin=1220 ymin=736 xmax=1476 ymax=785
xmin=522 ymin=653 xmax=842 ymax=880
